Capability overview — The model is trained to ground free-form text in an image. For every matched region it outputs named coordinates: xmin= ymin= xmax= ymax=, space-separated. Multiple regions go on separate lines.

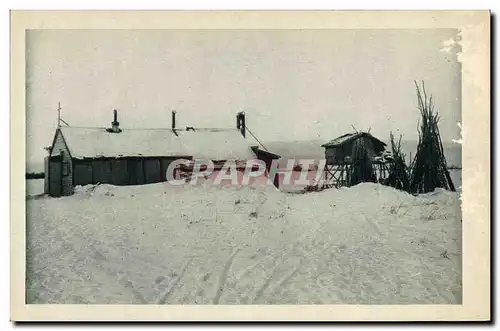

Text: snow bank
xmin=26 ymin=182 xmax=461 ymax=304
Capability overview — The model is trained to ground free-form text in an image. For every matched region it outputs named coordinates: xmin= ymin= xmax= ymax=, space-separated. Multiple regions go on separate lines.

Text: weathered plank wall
xmin=73 ymin=161 xmax=93 ymax=186
xmin=111 ymin=159 xmax=128 ymax=185
xmin=144 ymin=159 xmax=161 ymax=184
xmin=92 ymin=160 xmax=112 ymax=184
xmin=44 ymin=156 xmax=49 ymax=194
xmin=72 ymin=157 xmax=184 ymax=187
xmin=49 ymin=130 xmax=73 ymax=196
xmin=48 ymin=157 xmax=61 ymax=197
xmin=325 ymin=137 xmax=384 ymax=165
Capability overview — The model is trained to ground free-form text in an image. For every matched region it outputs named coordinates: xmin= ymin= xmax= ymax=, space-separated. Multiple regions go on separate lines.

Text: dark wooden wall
xmin=48 ymin=155 xmax=62 ymax=197
xmin=44 ymin=156 xmax=49 ymax=194
xmin=325 ymin=137 xmax=384 ymax=165
xmin=72 ymin=156 xmax=189 ymax=187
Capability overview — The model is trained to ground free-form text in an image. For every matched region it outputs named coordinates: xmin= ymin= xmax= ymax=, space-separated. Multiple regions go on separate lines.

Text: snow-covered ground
xmin=26 ymin=182 xmax=462 ymax=304
xmin=277 ymin=169 xmax=462 ymax=195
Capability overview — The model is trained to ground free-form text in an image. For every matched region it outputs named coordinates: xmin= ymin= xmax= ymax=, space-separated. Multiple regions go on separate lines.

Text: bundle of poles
xmin=385 ymin=132 xmax=411 ymax=191
xmin=408 ymin=81 xmax=455 ymax=193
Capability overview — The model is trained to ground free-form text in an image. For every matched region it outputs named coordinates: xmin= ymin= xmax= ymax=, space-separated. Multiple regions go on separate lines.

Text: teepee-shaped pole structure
xmin=386 ymin=132 xmax=411 ymax=191
xmin=409 ymin=81 xmax=455 ymax=193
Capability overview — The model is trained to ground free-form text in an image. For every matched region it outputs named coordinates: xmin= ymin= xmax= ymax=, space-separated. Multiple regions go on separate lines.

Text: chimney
xmin=109 ymin=109 xmax=121 ymax=133
xmin=172 ymin=110 xmax=176 ymax=130
xmin=236 ymin=111 xmax=246 ymax=138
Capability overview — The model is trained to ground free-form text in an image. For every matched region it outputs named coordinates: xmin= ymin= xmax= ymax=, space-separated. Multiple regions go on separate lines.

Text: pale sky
xmin=26 ymin=29 xmax=461 ymax=167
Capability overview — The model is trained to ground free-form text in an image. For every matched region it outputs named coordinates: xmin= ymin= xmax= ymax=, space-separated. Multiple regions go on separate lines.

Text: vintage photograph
xmin=11 ymin=10 xmax=490 ymax=321
xmin=25 ymin=28 xmax=463 ymax=305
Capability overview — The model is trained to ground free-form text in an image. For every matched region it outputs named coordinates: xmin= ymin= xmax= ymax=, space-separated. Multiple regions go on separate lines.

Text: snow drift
xmin=26 ymin=182 xmax=461 ymax=304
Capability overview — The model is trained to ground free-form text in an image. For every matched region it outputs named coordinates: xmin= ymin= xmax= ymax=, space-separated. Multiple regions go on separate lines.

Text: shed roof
xmin=58 ymin=126 xmax=257 ymax=161
xmin=321 ymin=132 xmax=387 ymax=148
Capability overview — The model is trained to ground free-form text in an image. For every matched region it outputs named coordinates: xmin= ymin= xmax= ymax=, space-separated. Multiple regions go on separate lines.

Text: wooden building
xmin=45 ymin=110 xmax=277 ymax=196
xmin=321 ymin=132 xmax=387 ymax=165
xmin=320 ymin=132 xmax=389 ymax=188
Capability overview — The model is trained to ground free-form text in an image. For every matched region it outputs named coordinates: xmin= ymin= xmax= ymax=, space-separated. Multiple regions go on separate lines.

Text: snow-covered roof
xmin=58 ymin=126 xmax=257 ymax=161
xmin=176 ymin=129 xmax=257 ymax=161
xmin=321 ymin=132 xmax=387 ymax=148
